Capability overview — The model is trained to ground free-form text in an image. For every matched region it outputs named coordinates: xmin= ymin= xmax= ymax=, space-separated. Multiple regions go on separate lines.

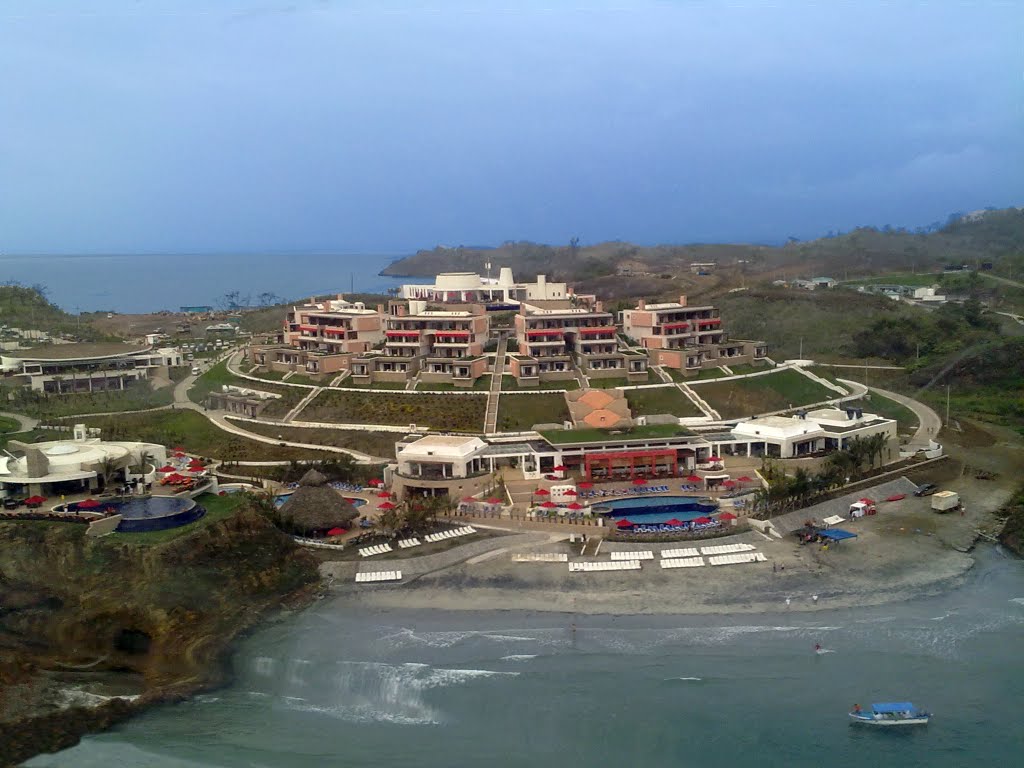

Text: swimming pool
xmin=597 ymin=495 xmax=718 ymax=524
xmin=97 ymin=496 xmax=206 ymax=533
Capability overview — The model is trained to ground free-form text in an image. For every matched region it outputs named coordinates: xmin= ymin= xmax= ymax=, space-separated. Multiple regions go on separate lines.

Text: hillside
xmin=0 ymin=284 xmax=111 ymax=342
xmin=380 ymin=208 xmax=1024 ymax=290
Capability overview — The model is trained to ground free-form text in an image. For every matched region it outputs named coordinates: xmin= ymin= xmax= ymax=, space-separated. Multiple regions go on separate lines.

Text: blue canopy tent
xmin=871 ymin=702 xmax=916 ymax=713
xmin=818 ymin=528 xmax=858 ymax=542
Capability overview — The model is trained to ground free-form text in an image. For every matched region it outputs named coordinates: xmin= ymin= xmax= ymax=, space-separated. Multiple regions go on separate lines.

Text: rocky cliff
xmin=997 ymin=488 xmax=1024 ymax=557
xmin=0 ymin=507 xmax=320 ymax=766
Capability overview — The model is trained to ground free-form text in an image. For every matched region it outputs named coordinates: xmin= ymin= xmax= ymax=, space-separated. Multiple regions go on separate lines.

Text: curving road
xmin=867 ymin=386 xmax=942 ymax=450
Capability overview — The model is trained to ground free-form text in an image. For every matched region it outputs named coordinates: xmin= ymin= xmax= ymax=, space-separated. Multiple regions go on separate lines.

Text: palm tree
xmin=97 ymin=455 xmax=121 ymax=490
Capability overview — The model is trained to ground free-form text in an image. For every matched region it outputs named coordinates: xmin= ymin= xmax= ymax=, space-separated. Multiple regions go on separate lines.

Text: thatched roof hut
xmin=278 ymin=470 xmax=360 ymax=534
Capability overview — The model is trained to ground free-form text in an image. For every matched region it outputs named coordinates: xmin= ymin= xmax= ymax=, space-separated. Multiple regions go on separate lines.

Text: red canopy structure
xmin=615 ymin=518 xmax=634 ymax=528
xmin=686 ymin=475 xmax=702 ymax=483
xmin=158 ymin=465 xmax=177 ymax=473
xmin=540 ymin=501 xmax=557 ymax=508
xmin=76 ymin=499 xmax=101 ymax=509
xmin=534 ymin=488 xmax=550 ymax=496
xmin=486 ymin=497 xmax=503 ymax=504
xmin=563 ymin=489 xmax=577 ymax=496
xmin=718 ymin=512 xmax=738 ymax=521
xmin=708 ymin=456 xmax=721 ymax=462
xmin=377 ymin=501 xmax=396 ymax=510
xmin=578 ymin=481 xmax=594 ymax=489
xmin=693 ymin=516 xmax=714 ymax=524
xmin=174 ymin=451 xmax=187 ymax=458
xmin=632 ymin=477 xmax=647 ymax=485
xmin=377 ymin=490 xmax=392 ymax=498
xmin=722 ymin=480 xmax=737 ymax=488
xmin=567 ymin=502 xmax=584 ymax=510
xmin=737 ymin=476 xmax=753 ymax=483
xmin=24 ymin=495 xmax=47 ymax=505
xmin=460 ymin=496 xmax=477 ymax=503
xmin=326 ymin=527 xmax=346 ymax=536
xmin=665 ymin=518 xmax=683 ymax=527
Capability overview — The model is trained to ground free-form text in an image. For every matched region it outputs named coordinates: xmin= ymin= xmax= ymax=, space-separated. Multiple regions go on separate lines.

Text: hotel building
xmin=1 ymin=343 xmax=183 ymax=394
xmin=620 ymin=296 xmax=767 ymax=375
xmin=400 ymin=268 xmax=570 ymax=306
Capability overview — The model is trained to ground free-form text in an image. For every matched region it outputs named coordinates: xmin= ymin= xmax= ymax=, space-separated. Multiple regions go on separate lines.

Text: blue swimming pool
xmin=110 ymin=496 xmax=205 ymax=533
xmin=597 ymin=495 xmax=718 ymax=524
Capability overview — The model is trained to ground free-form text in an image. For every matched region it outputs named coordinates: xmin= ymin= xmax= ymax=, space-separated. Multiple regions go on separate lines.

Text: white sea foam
xmin=1009 ymin=597 xmax=1024 ymax=606
xmin=501 ymin=654 xmax=538 ymax=661
xmin=666 ymin=677 xmax=703 ymax=682
xmin=815 ymin=648 xmax=836 ymax=655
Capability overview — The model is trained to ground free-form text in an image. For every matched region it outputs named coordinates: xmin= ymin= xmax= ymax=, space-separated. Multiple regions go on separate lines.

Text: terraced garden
xmin=301 ymin=389 xmax=487 ymax=432
xmin=626 ymin=386 xmax=704 ymax=418
xmin=691 ymin=368 xmax=837 ymax=419
xmin=226 ymin=419 xmax=401 ymax=459
xmin=496 ymin=393 xmax=571 ymax=432
xmin=190 ymin=361 xmax=305 ymax=418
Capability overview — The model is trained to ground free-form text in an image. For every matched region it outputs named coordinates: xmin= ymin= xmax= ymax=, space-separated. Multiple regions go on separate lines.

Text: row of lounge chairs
xmin=284 ymin=481 xmax=365 ymax=493
xmin=359 ymin=543 xmax=394 ymax=557
xmin=579 ymin=485 xmax=670 ymax=499
xmin=512 ymin=553 xmax=569 ymax=563
xmin=397 ymin=537 xmax=422 ymax=549
xmin=699 ymin=542 xmax=756 ymax=556
xmin=660 ymin=552 xmax=767 ymax=568
xmin=425 ymin=526 xmax=476 ymax=543
xmin=569 ymin=560 xmax=641 ymax=572
xmin=355 ymin=570 xmax=402 ymax=583
xmin=610 ymin=550 xmax=655 ymax=560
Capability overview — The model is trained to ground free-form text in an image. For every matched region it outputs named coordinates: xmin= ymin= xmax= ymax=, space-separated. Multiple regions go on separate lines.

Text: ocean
xmin=0 ymin=253 xmax=410 ymax=314
xmin=26 ymin=547 xmax=1024 ymax=768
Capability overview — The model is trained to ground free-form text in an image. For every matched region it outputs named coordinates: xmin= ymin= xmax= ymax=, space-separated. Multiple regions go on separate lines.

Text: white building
xmin=729 ymin=407 xmax=897 ymax=459
xmin=1 ymin=343 xmax=183 ymax=394
xmin=400 ymin=269 xmax=569 ymax=305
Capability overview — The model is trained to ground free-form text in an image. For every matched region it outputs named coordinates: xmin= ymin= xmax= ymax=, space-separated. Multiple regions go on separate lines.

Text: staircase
xmin=283 ymin=386 xmax=322 ymax=423
xmin=484 ymin=336 xmax=507 ymax=433
xmin=677 ymin=383 xmax=720 ymax=420
xmin=795 ymin=366 xmax=848 ymax=395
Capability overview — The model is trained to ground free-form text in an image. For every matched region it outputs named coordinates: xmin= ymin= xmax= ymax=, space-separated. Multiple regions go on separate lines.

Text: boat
xmin=849 ymin=702 xmax=931 ymax=726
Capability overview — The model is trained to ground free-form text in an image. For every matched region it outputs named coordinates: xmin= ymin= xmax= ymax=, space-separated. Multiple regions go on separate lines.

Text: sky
xmin=1 ymin=0 xmax=1022 ymax=254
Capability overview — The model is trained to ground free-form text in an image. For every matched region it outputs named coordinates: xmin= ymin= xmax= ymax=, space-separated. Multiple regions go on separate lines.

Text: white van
xmin=191 ymin=365 xmax=201 ymax=375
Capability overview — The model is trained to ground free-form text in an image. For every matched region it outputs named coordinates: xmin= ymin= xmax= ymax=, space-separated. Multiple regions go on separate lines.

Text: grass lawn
xmin=726 ymin=362 xmax=773 ymax=375
xmin=302 ymin=389 xmax=487 ymax=432
xmin=113 ymin=491 xmax=249 ymax=546
xmin=500 ymin=376 xmax=579 ymax=391
xmin=339 ymin=380 xmax=410 ymax=390
xmin=228 ymin=419 xmax=401 ymax=459
xmin=284 ymin=373 xmax=318 ymax=386
xmin=189 ymin=360 xmax=305 ymax=418
xmin=845 ymin=392 xmax=920 ymax=435
xmin=626 ymin=386 xmax=704 ymax=417
xmin=417 ymin=376 xmax=492 ymax=392
xmin=693 ymin=367 xmax=728 ymax=380
xmin=72 ymin=410 xmax=331 ymax=462
xmin=496 ymin=392 xmax=570 ymax=432
xmin=843 ymin=272 xmax=942 ymax=287
xmin=7 ymin=380 xmax=175 ymax=420
xmin=692 ymin=368 xmax=836 ymax=419
xmin=251 ymin=370 xmax=288 ymax=381
xmin=0 ymin=415 xmax=21 ymax=433
xmin=539 ymin=423 xmax=693 ymax=444
xmin=0 ymin=427 xmax=69 ymax=450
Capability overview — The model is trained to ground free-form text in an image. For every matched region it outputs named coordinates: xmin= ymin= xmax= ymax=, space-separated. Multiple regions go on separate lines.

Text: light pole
xmin=945 ymin=384 xmax=950 ymax=428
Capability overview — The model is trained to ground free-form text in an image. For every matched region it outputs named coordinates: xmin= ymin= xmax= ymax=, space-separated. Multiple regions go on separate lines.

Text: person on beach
xmin=815 ymin=643 xmax=821 ymax=653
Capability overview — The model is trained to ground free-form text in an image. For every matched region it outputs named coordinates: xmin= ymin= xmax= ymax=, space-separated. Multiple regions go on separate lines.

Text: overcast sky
xmin=1 ymin=0 xmax=1021 ymax=254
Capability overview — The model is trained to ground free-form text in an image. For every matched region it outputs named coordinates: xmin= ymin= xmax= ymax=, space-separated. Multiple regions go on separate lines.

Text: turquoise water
xmin=28 ymin=548 xmax=1024 ymax=767
xmin=601 ymin=495 xmax=717 ymax=523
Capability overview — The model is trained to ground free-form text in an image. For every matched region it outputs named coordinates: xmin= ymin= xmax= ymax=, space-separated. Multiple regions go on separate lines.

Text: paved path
xmin=484 ymin=335 xmax=507 ymax=433
xmin=868 ymin=385 xmax=942 ymax=450
xmin=0 ymin=411 xmax=39 ymax=433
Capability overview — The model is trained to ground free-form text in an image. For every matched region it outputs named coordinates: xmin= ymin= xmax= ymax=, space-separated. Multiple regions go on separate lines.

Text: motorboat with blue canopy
xmin=849 ymin=702 xmax=931 ymax=726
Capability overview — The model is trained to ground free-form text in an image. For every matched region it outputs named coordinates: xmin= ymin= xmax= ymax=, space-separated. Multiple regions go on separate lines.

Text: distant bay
xmin=0 ymin=253 xmax=410 ymax=314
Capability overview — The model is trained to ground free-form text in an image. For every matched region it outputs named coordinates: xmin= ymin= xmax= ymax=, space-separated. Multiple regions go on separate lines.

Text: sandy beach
xmin=325 ymin=472 xmax=1011 ymax=616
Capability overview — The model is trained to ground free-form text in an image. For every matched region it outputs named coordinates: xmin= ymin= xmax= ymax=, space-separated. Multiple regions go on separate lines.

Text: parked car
xmin=191 ymin=365 xmax=201 ymax=375
xmin=913 ymin=483 xmax=938 ymax=497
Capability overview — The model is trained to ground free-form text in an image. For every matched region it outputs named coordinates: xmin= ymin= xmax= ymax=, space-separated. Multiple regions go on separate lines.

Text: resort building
xmin=620 ymin=296 xmax=767 ymax=375
xmin=0 ymin=425 xmax=166 ymax=498
xmin=0 ymin=342 xmax=183 ymax=394
xmin=350 ymin=300 xmax=490 ymax=387
xmin=248 ymin=295 xmax=384 ymax=379
xmin=726 ymin=407 xmax=899 ymax=460
xmin=205 ymin=385 xmax=282 ymax=418
xmin=400 ymin=268 xmax=569 ymax=307
xmin=389 ymin=435 xmax=492 ymax=500
xmin=508 ymin=299 xmax=648 ymax=386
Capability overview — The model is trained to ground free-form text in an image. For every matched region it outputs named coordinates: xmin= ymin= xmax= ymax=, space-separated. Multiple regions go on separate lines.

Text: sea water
xmin=0 ymin=253 xmax=408 ymax=313
xmin=28 ymin=547 xmax=1024 ymax=767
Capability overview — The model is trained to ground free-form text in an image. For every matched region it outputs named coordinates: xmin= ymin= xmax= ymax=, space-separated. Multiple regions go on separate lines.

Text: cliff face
xmin=997 ymin=488 xmax=1024 ymax=557
xmin=0 ymin=509 xmax=320 ymax=765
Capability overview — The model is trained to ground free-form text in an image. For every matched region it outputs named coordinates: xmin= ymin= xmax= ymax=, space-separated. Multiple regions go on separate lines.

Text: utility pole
xmin=945 ymin=384 xmax=951 ymax=427
xmin=799 ymin=336 xmax=803 ymax=359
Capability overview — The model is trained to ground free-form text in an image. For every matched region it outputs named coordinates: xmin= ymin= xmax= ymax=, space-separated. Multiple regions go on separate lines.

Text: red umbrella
xmin=708 ymin=456 xmax=721 ymax=462
xmin=534 ymin=488 xmax=550 ymax=496
xmin=369 ymin=478 xmax=382 ymax=486
xmin=377 ymin=490 xmax=392 ymax=498
xmin=567 ymin=502 xmax=584 ymax=510
xmin=718 ymin=512 xmax=738 ymax=520
xmin=486 ymin=497 xmax=503 ymax=504
xmin=24 ymin=495 xmax=47 ymax=505
xmin=171 ymin=446 xmax=185 ymax=452
xmin=722 ymin=480 xmax=737 ymax=488
xmin=693 ymin=516 xmax=713 ymax=524
xmin=737 ymin=476 xmax=753 ymax=483
xmin=687 ymin=475 xmax=702 ymax=483
xmin=377 ymin=501 xmax=396 ymax=510
xmin=460 ymin=496 xmax=477 ymax=503
xmin=632 ymin=477 xmax=647 ymax=485
xmin=563 ymin=489 xmax=578 ymax=496
xmin=174 ymin=451 xmax=186 ymax=458
xmin=326 ymin=527 xmax=346 ymax=536
xmin=540 ymin=501 xmax=557 ymax=508
xmin=158 ymin=465 xmax=176 ymax=473
xmin=665 ymin=518 xmax=684 ymax=526
xmin=578 ymin=481 xmax=594 ymax=489
xmin=553 ymin=465 xmax=567 ymax=471
xmin=615 ymin=518 xmax=634 ymax=528
xmin=76 ymin=499 xmax=101 ymax=509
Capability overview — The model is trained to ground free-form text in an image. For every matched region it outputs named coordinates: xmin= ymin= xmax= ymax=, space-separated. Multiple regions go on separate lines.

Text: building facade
xmin=620 ymin=296 xmax=767 ymax=375
xmin=1 ymin=343 xmax=183 ymax=394
xmin=400 ymin=268 xmax=569 ymax=306
xmin=508 ymin=299 xmax=648 ymax=386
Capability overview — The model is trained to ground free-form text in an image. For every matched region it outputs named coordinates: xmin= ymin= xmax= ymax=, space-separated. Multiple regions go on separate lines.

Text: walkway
xmin=867 ymin=385 xmax=942 ymax=451
xmin=484 ymin=335 xmax=507 ymax=433
xmin=0 ymin=411 xmax=39 ymax=433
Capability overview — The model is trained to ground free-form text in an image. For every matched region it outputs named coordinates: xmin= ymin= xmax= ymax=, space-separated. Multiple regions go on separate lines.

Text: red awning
xmin=434 ymin=330 xmax=471 ymax=338
xmin=526 ymin=329 xmax=563 ymax=337
xmin=615 ymin=518 xmax=634 ymax=528
xmin=718 ymin=512 xmax=738 ymax=520
xmin=326 ymin=527 xmax=346 ymax=536
xmin=662 ymin=322 xmax=689 ymax=330
xmin=578 ymin=482 xmax=594 ymax=489
xmin=25 ymin=495 xmax=47 ymax=505
xmin=385 ymin=330 xmax=420 ymax=338
xmin=534 ymin=488 xmax=550 ymax=495
xmin=298 ymin=324 xmax=318 ymax=332
xmin=579 ymin=326 xmax=616 ymax=335
xmin=323 ymin=327 xmax=347 ymax=335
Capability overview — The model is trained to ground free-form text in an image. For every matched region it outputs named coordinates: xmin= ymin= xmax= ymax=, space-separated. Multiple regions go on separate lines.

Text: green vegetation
xmin=847 ymin=272 xmax=942 ymax=287
xmin=302 ymin=389 xmax=487 ymax=432
xmin=113 ymin=491 xmax=249 ymax=546
xmin=0 ymin=415 xmax=21 ymax=433
xmin=2 ymin=380 xmax=175 ymax=420
xmin=539 ymin=423 xmax=693 ymax=445
xmin=70 ymin=410 xmax=330 ymax=462
xmin=844 ymin=392 xmax=919 ymax=436
xmin=416 ymin=376 xmax=492 ymax=391
xmin=626 ymin=386 xmax=704 ymax=418
xmin=340 ymin=379 xmax=409 ymax=390
xmin=586 ymin=377 xmax=631 ymax=389
xmin=496 ymin=393 xmax=570 ymax=432
xmin=997 ymin=486 xmax=1024 ymax=556
xmin=500 ymin=375 xmax=579 ymax=391
xmin=693 ymin=367 xmax=728 ymax=380
xmin=189 ymin=360 xmax=304 ymax=418
xmin=693 ymin=368 xmax=836 ymax=419
xmin=226 ymin=418 xmax=400 ymax=459
xmin=0 ymin=284 xmax=112 ymax=341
